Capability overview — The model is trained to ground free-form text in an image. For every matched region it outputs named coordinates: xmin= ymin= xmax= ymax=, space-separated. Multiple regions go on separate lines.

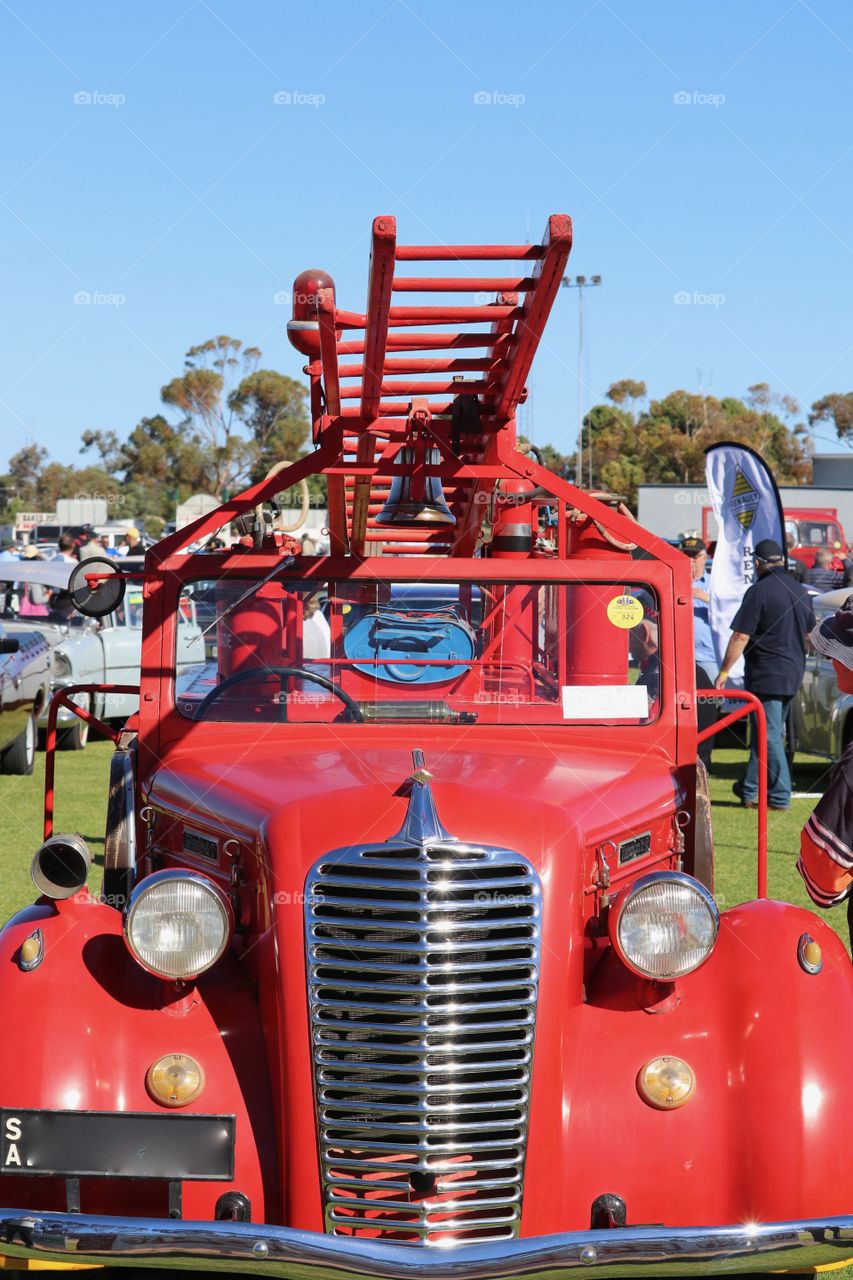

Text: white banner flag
xmin=705 ymin=442 xmax=786 ymax=685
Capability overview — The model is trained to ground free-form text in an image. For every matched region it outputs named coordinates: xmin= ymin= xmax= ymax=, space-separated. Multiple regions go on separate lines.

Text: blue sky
xmin=2 ymin=0 xmax=852 ymax=473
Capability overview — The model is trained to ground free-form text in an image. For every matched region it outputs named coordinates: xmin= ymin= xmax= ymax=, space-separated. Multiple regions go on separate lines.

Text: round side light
xmin=124 ymin=870 xmax=233 ymax=981
xmin=637 ymin=1056 xmax=696 ymax=1110
xmin=610 ymin=871 xmax=719 ymax=981
xmin=146 ymin=1053 xmax=205 ymax=1108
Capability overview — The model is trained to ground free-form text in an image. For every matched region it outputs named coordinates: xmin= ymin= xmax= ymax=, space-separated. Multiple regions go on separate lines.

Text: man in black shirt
xmin=715 ymin=538 xmax=815 ymax=811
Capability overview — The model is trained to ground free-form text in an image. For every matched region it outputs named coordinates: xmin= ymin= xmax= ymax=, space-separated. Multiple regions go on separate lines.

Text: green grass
xmin=0 ymin=737 xmax=112 ymax=916
xmin=711 ymin=746 xmax=849 ymax=951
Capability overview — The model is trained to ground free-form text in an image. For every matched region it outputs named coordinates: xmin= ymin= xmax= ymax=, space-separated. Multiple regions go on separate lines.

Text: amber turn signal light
xmin=798 ymin=932 xmax=822 ymax=974
xmin=146 ymin=1053 xmax=205 ymax=1108
xmin=637 ymin=1056 xmax=695 ymax=1110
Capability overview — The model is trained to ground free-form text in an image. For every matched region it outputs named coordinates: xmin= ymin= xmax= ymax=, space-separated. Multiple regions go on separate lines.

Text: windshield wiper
xmin=187 ymin=555 xmax=296 ymax=647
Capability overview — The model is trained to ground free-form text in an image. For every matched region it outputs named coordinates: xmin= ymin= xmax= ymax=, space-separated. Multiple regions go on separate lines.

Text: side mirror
xmin=68 ymin=557 xmax=127 ymax=619
xmin=0 ymin=637 xmax=20 ymax=655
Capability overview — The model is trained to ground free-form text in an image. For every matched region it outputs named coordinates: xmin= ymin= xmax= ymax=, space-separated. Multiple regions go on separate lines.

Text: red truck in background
xmin=3 ymin=214 xmax=853 ymax=1278
xmin=703 ymin=504 xmax=848 ymax=570
xmin=783 ymin=507 xmax=848 ymax=571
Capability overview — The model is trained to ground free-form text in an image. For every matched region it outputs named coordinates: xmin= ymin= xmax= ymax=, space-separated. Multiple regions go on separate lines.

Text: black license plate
xmin=1 ymin=1109 xmax=235 ymax=1180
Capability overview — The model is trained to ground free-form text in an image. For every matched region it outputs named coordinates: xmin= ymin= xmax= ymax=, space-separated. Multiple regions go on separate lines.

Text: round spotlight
xmin=146 ymin=1053 xmax=205 ymax=1108
xmin=610 ymin=871 xmax=719 ymax=981
xmin=124 ymin=870 xmax=233 ymax=981
xmin=31 ymin=833 xmax=91 ymax=900
xmin=637 ymin=1055 xmax=695 ymax=1110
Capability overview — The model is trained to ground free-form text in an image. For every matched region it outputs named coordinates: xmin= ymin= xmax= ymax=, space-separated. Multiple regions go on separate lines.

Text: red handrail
xmin=696 ymin=688 xmax=768 ymax=898
xmin=43 ymin=684 xmax=138 ymax=840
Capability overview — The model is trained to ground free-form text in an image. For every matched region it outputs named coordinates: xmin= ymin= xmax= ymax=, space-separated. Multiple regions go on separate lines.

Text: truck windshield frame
xmin=155 ymin=557 xmax=677 ymax=732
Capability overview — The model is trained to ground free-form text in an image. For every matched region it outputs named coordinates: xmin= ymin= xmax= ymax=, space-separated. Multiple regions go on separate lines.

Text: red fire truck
xmin=783 ymin=507 xmax=848 ymax=572
xmin=702 ymin=504 xmax=849 ymax=572
xmin=2 ymin=215 xmax=853 ymax=1277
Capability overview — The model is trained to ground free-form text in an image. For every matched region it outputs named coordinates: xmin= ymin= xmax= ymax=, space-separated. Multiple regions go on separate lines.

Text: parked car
xmin=0 ymin=619 xmax=50 ymax=773
xmin=0 ymin=559 xmax=201 ymax=748
xmin=790 ymin=585 xmax=853 ymax=760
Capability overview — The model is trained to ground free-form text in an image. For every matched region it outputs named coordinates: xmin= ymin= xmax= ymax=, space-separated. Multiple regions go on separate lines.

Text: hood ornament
xmin=390 ymin=749 xmax=455 ymax=847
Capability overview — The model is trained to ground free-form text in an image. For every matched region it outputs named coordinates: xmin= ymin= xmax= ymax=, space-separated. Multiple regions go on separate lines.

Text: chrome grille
xmin=306 ymin=841 xmax=541 ymax=1246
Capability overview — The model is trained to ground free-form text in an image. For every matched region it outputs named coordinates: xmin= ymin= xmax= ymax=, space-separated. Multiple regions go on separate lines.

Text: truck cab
xmin=784 ymin=506 xmax=848 ymax=571
xmin=3 ymin=215 xmax=853 ymax=1277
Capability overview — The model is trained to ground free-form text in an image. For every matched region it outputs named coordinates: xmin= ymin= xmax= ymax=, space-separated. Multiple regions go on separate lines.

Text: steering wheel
xmin=196 ymin=666 xmax=364 ymax=723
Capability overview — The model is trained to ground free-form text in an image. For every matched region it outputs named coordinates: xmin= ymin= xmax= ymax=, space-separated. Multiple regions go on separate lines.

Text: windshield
xmin=799 ymin=520 xmax=843 ymax=548
xmin=174 ymin=577 xmax=661 ymax=727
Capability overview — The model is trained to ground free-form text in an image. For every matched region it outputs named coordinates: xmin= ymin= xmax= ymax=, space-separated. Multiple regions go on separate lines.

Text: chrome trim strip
xmin=2 ymin=1210 xmax=853 ymax=1276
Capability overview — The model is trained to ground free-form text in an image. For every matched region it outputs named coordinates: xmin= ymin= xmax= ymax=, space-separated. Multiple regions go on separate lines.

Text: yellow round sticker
xmin=607 ymin=594 xmax=645 ymax=629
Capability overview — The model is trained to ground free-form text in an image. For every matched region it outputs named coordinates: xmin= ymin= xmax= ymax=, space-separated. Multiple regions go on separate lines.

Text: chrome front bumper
xmin=2 ymin=1210 xmax=853 ymax=1276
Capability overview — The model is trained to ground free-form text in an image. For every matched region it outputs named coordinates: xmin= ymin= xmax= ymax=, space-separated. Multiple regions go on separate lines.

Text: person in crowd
xmin=0 ymin=541 xmax=17 ymax=561
xmin=46 ymin=589 xmax=75 ymax=625
xmin=807 ymin=547 xmax=843 ymax=592
xmin=119 ymin=527 xmax=143 ymax=556
xmin=798 ymin=599 xmax=853 ymax=947
xmin=630 ymin=599 xmax=716 ymax=770
xmin=78 ymin=526 xmax=102 ymax=560
xmin=303 ymin=592 xmax=331 ymax=660
xmin=786 ymin=532 xmax=807 ymax=584
xmin=680 ymin=535 xmax=718 ymax=682
xmin=52 ymin=532 xmax=78 ymax=564
xmin=715 ymin=538 xmax=815 ymax=811
xmin=17 ymin=544 xmax=49 ymax=617
xmin=99 ymin=535 xmax=119 ymax=557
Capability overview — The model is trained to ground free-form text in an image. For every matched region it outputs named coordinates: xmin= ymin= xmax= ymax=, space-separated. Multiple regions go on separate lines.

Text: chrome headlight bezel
xmin=52 ymin=650 xmax=73 ymax=682
xmin=123 ymin=869 xmax=234 ymax=981
xmin=609 ymin=870 xmax=719 ymax=981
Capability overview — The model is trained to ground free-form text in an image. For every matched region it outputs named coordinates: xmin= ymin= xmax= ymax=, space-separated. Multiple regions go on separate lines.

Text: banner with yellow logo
xmin=704 ymin=442 xmax=787 ymax=685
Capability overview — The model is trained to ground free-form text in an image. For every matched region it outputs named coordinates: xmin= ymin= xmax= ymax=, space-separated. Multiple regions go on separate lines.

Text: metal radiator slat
xmin=306 ymin=837 xmax=540 ymax=1247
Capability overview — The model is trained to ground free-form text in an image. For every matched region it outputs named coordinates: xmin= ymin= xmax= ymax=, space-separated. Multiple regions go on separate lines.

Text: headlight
xmin=124 ymin=870 xmax=233 ymax=980
xmin=609 ymin=871 xmax=719 ymax=980
xmin=53 ymin=651 xmax=72 ymax=681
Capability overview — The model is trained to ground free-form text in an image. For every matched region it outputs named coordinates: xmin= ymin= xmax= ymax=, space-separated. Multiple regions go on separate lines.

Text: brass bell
xmin=375 ymin=445 xmax=456 ymax=526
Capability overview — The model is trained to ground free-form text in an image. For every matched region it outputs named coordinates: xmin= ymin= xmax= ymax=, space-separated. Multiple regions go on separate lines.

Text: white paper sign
xmin=561 ymin=684 xmax=650 ymax=720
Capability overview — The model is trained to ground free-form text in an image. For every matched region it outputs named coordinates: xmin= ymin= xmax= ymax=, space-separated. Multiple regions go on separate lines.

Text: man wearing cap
xmin=715 ymin=538 xmax=815 ymax=811
xmin=681 ymin=535 xmax=718 ymax=682
xmin=798 ymin=599 xmax=853 ymax=943
xmin=119 ymin=527 xmax=143 ymax=557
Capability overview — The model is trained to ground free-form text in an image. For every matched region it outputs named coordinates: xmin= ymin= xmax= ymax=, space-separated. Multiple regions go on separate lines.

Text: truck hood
xmin=146 ymin=732 xmax=681 ymax=870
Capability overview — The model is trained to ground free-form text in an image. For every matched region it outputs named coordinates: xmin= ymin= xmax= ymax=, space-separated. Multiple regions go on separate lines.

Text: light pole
xmin=562 ymin=274 xmax=602 ymax=487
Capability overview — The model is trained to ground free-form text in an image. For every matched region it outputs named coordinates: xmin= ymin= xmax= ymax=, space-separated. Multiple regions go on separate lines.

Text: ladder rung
xmin=391 ymin=276 xmax=535 ymax=293
xmin=395 ymin=244 xmax=544 ymax=261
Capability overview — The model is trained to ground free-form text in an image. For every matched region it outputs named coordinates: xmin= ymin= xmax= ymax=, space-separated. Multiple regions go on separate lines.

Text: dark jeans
xmin=740 ymin=694 xmax=792 ymax=809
